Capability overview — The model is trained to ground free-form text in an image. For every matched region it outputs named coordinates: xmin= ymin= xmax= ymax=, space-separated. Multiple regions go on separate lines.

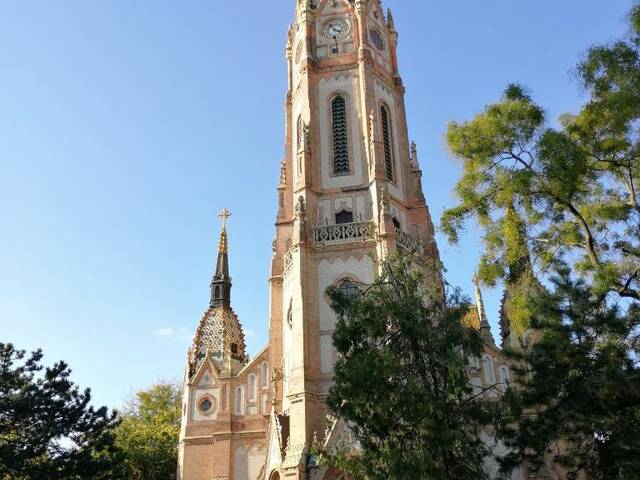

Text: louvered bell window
xmin=381 ymin=105 xmax=394 ymax=181
xmin=332 ymin=95 xmax=350 ymax=176
xmin=335 ymin=210 xmax=353 ymax=224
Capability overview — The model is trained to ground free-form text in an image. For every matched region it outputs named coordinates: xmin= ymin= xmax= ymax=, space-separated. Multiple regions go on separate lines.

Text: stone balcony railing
xmin=313 ymin=221 xmax=375 ymax=245
xmin=395 ymin=228 xmax=423 ymax=252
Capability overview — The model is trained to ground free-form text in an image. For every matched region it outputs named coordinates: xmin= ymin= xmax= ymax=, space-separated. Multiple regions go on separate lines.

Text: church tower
xmin=178 ymin=1 xmax=440 ymax=479
xmin=265 ymin=0 xmax=439 ymax=478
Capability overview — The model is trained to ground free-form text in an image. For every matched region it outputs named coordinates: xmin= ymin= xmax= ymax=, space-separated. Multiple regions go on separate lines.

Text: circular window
xmin=370 ymin=29 xmax=385 ymax=51
xmin=197 ymin=396 xmax=217 ymax=415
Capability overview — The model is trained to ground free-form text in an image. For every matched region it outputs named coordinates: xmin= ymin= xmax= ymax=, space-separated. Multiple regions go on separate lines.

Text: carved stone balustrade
xmin=395 ymin=228 xmax=423 ymax=252
xmin=313 ymin=221 xmax=375 ymax=245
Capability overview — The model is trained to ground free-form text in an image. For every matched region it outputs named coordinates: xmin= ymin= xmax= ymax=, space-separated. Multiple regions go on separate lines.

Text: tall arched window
xmin=234 ymin=386 xmax=244 ymax=415
xmin=482 ymin=354 xmax=496 ymax=385
xmin=331 ymin=95 xmax=350 ymax=176
xmin=248 ymin=374 xmax=257 ymax=402
xmin=380 ymin=104 xmax=394 ymax=181
xmin=261 ymin=361 xmax=269 ymax=387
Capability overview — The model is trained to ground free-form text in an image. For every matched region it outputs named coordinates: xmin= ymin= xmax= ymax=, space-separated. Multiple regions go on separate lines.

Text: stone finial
xmin=286 ymin=24 xmax=294 ymax=51
xmin=387 ymin=8 xmax=396 ymax=32
xmin=279 ymin=158 xmax=287 ymax=185
xmin=410 ymin=141 xmax=420 ymax=170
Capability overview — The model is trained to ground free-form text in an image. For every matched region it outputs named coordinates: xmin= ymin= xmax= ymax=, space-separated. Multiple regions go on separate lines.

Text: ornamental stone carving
xmin=294 ymin=196 xmax=306 ymax=223
xmin=379 ymin=187 xmax=391 ymax=216
xmin=410 ymin=141 xmax=419 ymax=170
xmin=279 ymin=158 xmax=287 ymax=185
xmin=313 ymin=221 xmax=374 ymax=245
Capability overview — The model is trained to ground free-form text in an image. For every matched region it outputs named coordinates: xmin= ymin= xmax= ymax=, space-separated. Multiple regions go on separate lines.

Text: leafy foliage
xmin=443 ymin=31 xmax=640 ymax=301
xmin=0 ymin=343 xmax=121 ymax=479
xmin=443 ymin=3 xmax=640 ymax=478
xmin=499 ymin=272 xmax=640 ymax=479
xmin=319 ymin=254 xmax=497 ymax=480
xmin=113 ymin=381 xmax=181 ymax=480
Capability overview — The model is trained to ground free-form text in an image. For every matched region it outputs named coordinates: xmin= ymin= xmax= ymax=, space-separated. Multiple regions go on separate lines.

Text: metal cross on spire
xmin=218 ymin=208 xmax=232 ymax=229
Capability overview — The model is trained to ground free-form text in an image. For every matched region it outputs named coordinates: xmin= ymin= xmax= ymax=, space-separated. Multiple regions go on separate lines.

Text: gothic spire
xmin=473 ymin=274 xmax=495 ymax=345
xmin=210 ymin=209 xmax=232 ymax=308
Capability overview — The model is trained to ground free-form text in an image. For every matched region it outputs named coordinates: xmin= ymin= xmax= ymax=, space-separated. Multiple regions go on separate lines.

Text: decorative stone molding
xmin=211 ymin=475 xmax=229 ymax=480
xmin=313 ymin=221 xmax=374 ymax=245
xmin=368 ymin=108 xmax=378 ymax=143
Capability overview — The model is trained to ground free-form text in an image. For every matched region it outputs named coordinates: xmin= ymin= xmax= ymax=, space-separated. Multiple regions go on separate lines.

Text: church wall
xmin=232 ymin=442 xmax=267 ymax=480
xmin=282 ymin=267 xmax=296 ymax=411
xmin=180 ymin=441 xmax=220 ymax=480
xmin=316 ymin=254 xmax=376 ymax=377
xmin=180 ymin=347 xmax=271 ymax=480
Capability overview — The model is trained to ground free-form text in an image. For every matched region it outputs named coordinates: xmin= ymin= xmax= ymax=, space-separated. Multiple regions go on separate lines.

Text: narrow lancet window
xmin=331 ymin=95 xmax=350 ymax=175
xmin=380 ymin=105 xmax=394 ymax=181
xmin=296 ymin=115 xmax=303 ymax=150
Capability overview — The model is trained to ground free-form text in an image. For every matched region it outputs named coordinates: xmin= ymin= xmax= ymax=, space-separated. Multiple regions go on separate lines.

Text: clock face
xmin=323 ymin=18 xmax=350 ymax=39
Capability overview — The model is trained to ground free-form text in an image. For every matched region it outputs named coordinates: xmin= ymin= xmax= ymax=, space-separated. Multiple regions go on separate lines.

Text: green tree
xmin=114 ymin=381 xmax=181 ymax=480
xmin=442 ymin=4 xmax=640 ymax=478
xmin=0 ymin=343 xmax=121 ymax=480
xmin=498 ymin=271 xmax=640 ymax=479
xmin=442 ymin=7 xmax=640 ymax=307
xmin=320 ymin=254 xmax=497 ymax=480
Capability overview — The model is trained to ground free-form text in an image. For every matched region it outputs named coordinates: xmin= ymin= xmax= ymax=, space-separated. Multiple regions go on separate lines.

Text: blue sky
xmin=0 ymin=0 xmax=634 ymax=410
